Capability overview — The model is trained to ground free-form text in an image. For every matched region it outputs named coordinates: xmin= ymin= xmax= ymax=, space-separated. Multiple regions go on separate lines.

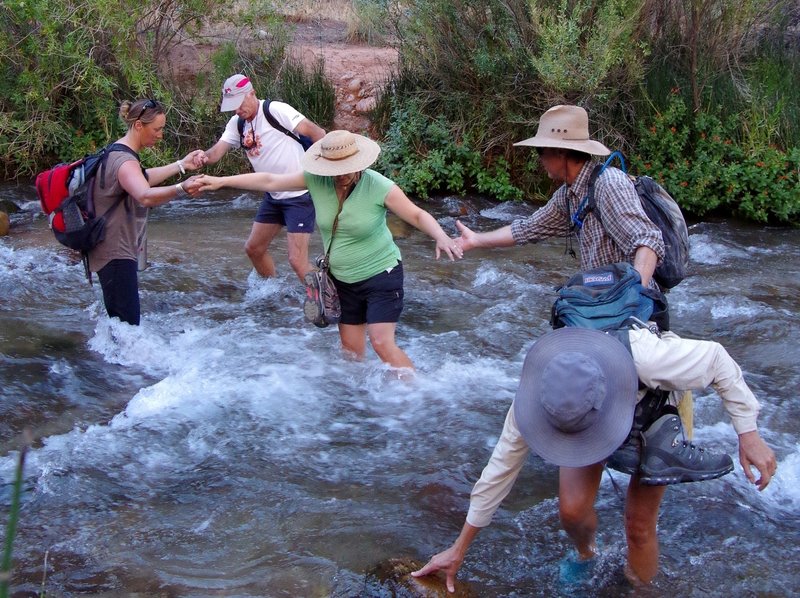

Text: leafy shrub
xmin=631 ymin=93 xmax=800 ymax=224
xmin=374 ymin=0 xmax=649 ymax=200
xmin=0 ymin=0 xmax=335 ymax=177
xmin=375 ymin=101 xmax=522 ymax=200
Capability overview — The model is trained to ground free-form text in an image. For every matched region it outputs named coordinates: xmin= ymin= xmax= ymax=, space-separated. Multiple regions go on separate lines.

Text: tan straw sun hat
xmin=302 ymin=130 xmax=381 ymax=176
xmin=514 ymin=105 xmax=611 ymax=156
xmin=514 ymin=327 xmax=637 ymax=467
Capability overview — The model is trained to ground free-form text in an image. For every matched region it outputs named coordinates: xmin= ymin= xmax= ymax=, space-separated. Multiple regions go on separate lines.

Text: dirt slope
xmin=288 ymin=19 xmax=398 ymax=132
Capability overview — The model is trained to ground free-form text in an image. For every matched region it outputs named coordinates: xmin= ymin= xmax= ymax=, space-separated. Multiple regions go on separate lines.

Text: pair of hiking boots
xmin=607 ymin=390 xmax=734 ymax=485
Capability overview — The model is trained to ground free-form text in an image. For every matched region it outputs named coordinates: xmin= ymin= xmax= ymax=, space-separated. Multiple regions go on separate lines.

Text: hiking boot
xmin=606 ymin=397 xmax=672 ymax=475
xmin=606 ymin=434 xmax=641 ymax=475
xmin=303 ymin=271 xmax=324 ymax=327
xmin=639 ymin=414 xmax=734 ymax=485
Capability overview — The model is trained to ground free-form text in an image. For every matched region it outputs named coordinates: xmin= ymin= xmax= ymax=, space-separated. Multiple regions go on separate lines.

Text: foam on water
xmin=690 ymin=233 xmax=750 ymax=264
xmin=0 ymin=244 xmax=76 ymax=285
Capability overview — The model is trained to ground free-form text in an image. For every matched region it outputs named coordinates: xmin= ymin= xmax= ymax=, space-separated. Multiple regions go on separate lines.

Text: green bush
xmin=375 ymin=101 xmax=522 ymax=200
xmin=631 ymin=94 xmax=800 ymax=224
xmin=0 ymin=0 xmax=335 ymax=178
xmin=374 ymin=0 xmax=649 ymax=201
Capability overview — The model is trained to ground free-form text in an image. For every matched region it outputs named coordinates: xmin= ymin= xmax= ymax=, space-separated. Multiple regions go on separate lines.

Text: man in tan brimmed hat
xmin=412 ymin=327 xmax=776 ymax=590
xmin=454 ymin=105 xmax=664 ymax=291
xmin=202 ymin=74 xmax=326 ymax=283
xmin=197 ymin=130 xmax=462 ymax=370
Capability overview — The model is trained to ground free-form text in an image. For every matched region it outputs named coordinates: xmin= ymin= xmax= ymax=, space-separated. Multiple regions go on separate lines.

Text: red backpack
xmin=35 ymin=143 xmax=139 ymax=251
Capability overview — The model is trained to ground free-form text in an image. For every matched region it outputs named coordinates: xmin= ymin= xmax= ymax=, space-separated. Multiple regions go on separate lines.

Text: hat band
xmin=315 ymin=144 xmax=360 ymax=161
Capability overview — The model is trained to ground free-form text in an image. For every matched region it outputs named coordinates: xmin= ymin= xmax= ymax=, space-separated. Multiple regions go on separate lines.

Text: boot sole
xmin=639 ymin=462 xmax=734 ymax=486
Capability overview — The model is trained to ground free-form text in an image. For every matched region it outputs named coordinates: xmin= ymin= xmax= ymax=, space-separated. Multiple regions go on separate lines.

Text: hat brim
xmin=514 ymin=328 xmax=637 ymax=467
xmin=220 ymin=94 xmax=247 ymax=112
xmin=514 ymin=136 xmax=611 ymax=156
xmin=302 ymin=135 xmax=381 ymax=176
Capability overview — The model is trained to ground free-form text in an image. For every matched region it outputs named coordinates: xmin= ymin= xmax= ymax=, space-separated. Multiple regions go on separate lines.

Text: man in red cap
xmin=204 ymin=74 xmax=325 ymax=282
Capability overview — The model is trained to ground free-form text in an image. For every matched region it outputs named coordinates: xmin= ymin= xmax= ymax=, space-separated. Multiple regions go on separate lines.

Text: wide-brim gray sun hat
xmin=514 ymin=327 xmax=637 ymax=468
xmin=302 ymin=130 xmax=381 ymax=176
xmin=513 ymin=105 xmax=611 ymax=156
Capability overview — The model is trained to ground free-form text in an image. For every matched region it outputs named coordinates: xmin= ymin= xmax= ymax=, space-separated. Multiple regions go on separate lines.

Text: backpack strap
xmin=570 ymin=150 xmax=627 ymax=230
xmin=238 ymin=100 xmax=305 ymax=147
xmin=93 ymin=143 xmax=143 ymax=218
xmin=263 ymin=101 xmax=305 ymax=145
xmin=97 ymin=143 xmax=143 ymax=190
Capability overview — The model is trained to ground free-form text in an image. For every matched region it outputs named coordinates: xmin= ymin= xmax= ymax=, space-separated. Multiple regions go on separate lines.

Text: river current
xmin=1 ymin=184 xmax=799 ymax=597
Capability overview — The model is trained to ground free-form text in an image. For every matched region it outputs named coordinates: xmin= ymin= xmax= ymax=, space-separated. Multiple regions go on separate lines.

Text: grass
xmin=1 ymin=432 xmax=30 ymax=598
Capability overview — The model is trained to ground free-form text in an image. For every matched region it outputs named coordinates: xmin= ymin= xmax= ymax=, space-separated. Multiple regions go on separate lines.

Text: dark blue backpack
xmin=237 ymin=100 xmax=313 ymax=151
xmin=551 ymin=263 xmax=669 ymax=332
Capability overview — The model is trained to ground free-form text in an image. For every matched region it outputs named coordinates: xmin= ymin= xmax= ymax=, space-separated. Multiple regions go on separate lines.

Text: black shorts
xmin=254 ymin=191 xmax=315 ymax=233
xmin=97 ymin=258 xmax=140 ymax=325
xmin=333 ymin=262 xmax=404 ymax=325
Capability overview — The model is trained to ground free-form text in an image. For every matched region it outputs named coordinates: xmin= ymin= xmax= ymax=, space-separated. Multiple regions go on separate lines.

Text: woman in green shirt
xmin=198 ymin=130 xmax=462 ymax=370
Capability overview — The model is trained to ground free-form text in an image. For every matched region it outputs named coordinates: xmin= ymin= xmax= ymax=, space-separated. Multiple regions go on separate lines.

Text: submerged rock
xmin=0 ymin=199 xmax=19 ymax=214
xmin=366 ymin=557 xmax=477 ymax=597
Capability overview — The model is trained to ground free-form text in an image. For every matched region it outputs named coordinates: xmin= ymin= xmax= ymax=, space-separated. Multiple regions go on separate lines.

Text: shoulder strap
xmin=325 ymin=198 xmax=346 ymax=258
xmin=98 ymin=143 xmax=142 ymax=190
xmin=263 ymin=100 xmax=303 ymax=144
xmin=92 ymin=143 xmax=143 ymax=218
xmin=237 ymin=100 xmax=304 ymax=146
xmin=572 ymin=151 xmax=627 ymax=228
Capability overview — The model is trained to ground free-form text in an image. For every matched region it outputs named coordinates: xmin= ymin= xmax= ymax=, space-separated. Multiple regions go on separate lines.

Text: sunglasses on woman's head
xmin=132 ymin=98 xmax=160 ymax=121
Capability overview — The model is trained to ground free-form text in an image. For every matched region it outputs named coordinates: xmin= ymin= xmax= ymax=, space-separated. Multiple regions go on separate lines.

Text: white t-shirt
xmin=220 ymin=100 xmax=308 ymax=200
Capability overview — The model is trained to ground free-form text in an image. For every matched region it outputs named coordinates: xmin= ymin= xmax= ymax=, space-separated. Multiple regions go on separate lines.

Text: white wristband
xmin=175 ymin=182 xmax=187 ymax=198
xmin=176 ymin=159 xmax=186 ymax=175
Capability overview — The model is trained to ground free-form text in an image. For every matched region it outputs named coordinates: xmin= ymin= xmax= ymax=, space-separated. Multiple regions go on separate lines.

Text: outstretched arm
xmin=204 ymin=139 xmax=235 ymax=166
xmin=738 ymin=430 xmax=777 ymax=491
xmin=143 ymin=149 xmax=208 ymax=187
xmin=119 ymin=160 xmax=200 ymax=207
xmin=197 ymin=171 xmax=307 ymax=193
xmin=413 ymin=406 xmax=530 ymax=592
xmin=384 ymin=185 xmax=462 ymax=261
xmin=411 ymin=523 xmax=481 ymax=593
xmin=453 ymin=220 xmax=516 ymax=253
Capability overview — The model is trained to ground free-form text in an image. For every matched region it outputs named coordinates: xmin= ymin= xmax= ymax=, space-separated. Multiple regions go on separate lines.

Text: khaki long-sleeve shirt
xmin=465 ymin=329 xmax=760 ymax=528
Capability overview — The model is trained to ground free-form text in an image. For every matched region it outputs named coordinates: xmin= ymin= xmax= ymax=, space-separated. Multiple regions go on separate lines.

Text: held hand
xmin=436 ymin=237 xmax=464 ymax=261
xmin=181 ymin=175 xmax=204 ymax=197
xmin=196 ymin=174 xmax=224 ymax=192
xmin=411 ymin=544 xmax=465 ymax=594
xmin=738 ymin=430 xmax=777 ymax=491
xmin=181 ymin=149 xmax=208 ymax=171
xmin=454 ymin=220 xmax=478 ymax=252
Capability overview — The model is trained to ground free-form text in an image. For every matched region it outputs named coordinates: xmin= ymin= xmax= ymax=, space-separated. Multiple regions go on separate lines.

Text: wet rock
xmin=366 ymin=557 xmax=476 ymax=597
xmin=0 ymin=211 xmax=9 ymax=236
xmin=0 ymin=199 xmax=19 ymax=214
xmin=387 ymin=216 xmax=413 ymax=239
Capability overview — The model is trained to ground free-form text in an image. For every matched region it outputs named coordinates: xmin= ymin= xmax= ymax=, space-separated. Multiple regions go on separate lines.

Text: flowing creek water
xmin=1 ymin=183 xmax=799 ymax=596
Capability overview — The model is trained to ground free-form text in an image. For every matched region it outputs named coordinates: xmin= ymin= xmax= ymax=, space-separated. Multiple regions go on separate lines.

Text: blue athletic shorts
xmin=254 ymin=191 xmax=315 ymax=233
xmin=333 ymin=262 xmax=404 ymax=325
